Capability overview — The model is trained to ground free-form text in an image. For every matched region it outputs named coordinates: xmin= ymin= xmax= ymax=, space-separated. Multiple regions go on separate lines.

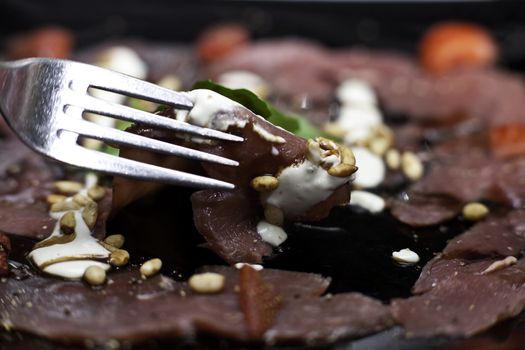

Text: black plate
xmin=2 ymin=1 xmax=525 ymax=349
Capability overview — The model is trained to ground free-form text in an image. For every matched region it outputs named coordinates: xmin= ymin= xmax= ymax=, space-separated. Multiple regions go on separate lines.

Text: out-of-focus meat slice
xmin=210 ymin=38 xmax=525 ymax=130
xmin=0 ymin=139 xmax=55 ymax=238
xmin=0 ymin=264 xmax=390 ymax=345
xmin=389 ymin=192 xmax=462 ymax=227
xmin=207 ymin=40 xmax=336 ymax=126
xmin=491 ymin=157 xmax=525 ymax=208
xmin=0 ymin=137 xmax=111 ymax=240
xmin=392 ymin=258 xmax=525 ymax=337
xmin=443 ymin=210 xmax=525 ymax=260
xmin=0 ymin=204 xmax=54 ymax=239
xmin=74 ymin=41 xmax=200 ymax=88
xmin=266 ymin=293 xmax=393 ymax=344
xmin=412 ymin=153 xmax=497 ymax=203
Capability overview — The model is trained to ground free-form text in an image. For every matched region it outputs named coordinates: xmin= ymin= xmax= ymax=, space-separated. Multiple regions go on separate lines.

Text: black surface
xmin=2 ymin=1 xmax=525 ymax=349
xmin=1 ymin=0 xmax=525 ymax=69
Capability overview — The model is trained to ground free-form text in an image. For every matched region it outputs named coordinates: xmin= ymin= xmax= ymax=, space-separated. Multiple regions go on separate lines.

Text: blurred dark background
xmin=1 ymin=0 xmax=525 ymax=69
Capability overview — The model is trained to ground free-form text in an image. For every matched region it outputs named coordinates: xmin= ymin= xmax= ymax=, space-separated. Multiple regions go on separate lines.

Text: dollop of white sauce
xmin=334 ymin=79 xmax=383 ymax=145
xmin=265 ymin=158 xmax=348 ymax=217
xmin=29 ymin=177 xmax=111 ymax=279
xmin=179 ymin=90 xmax=286 ymax=144
xmin=234 ymin=262 xmax=264 ymax=271
xmin=252 ymin=124 xmax=286 ymax=144
xmin=350 ymin=190 xmax=385 ymax=213
xmin=256 ymin=221 xmax=287 ymax=247
xmin=217 ymin=70 xmax=270 ymax=98
xmin=336 ymin=79 xmax=378 ymax=106
xmin=392 ymin=248 xmax=420 ymax=265
xmin=44 ymin=261 xmax=110 ymax=279
xmin=95 ymin=46 xmax=148 ymax=82
xmin=180 ymin=89 xmax=242 ymax=128
xmin=352 ymin=147 xmax=385 ymax=188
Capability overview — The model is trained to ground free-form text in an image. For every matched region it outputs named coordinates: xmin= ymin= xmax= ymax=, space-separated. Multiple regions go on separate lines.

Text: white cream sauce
xmin=350 ymin=190 xmax=385 ymax=213
xmin=392 ymin=248 xmax=420 ymax=265
xmin=29 ymin=176 xmax=111 ymax=279
xmin=352 ymin=147 xmax=385 ymax=189
xmin=179 ymin=90 xmax=286 ymax=144
xmin=256 ymin=221 xmax=288 ymax=247
xmin=334 ymin=79 xmax=383 ymax=145
xmin=234 ymin=262 xmax=264 ymax=271
xmin=336 ymin=78 xmax=378 ymax=106
xmin=265 ymin=155 xmax=348 ymax=218
xmin=217 ymin=70 xmax=270 ymax=98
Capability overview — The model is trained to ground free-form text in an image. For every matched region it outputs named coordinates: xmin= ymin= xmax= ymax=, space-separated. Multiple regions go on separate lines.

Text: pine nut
xmin=140 ymin=258 xmax=162 ymax=278
xmin=83 ymin=266 xmax=106 ymax=286
xmin=189 ymin=272 xmax=225 ymax=294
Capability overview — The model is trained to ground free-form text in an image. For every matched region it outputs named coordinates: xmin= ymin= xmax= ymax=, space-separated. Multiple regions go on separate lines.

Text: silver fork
xmin=0 ymin=58 xmax=242 ymax=190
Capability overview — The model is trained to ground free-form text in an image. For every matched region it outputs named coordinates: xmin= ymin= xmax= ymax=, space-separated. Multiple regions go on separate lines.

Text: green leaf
xmin=192 ymin=80 xmax=329 ymax=139
xmin=193 ymin=80 xmax=271 ymax=118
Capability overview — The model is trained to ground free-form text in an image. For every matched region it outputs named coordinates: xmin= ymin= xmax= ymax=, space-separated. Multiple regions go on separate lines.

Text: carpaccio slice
xmin=116 ymin=90 xmax=354 ymax=264
xmin=392 ymin=257 xmax=525 ymax=337
xmin=443 ymin=210 xmax=525 ymax=259
xmin=0 ymin=264 xmax=392 ymax=346
xmin=0 ymin=134 xmax=112 ymax=241
xmin=210 ymin=39 xmax=525 ymax=127
xmin=0 ymin=137 xmax=56 ymax=238
xmin=390 ymin=150 xmax=525 ymax=227
xmin=392 ymin=209 xmax=525 ymax=337
xmin=389 ymin=192 xmax=462 ymax=227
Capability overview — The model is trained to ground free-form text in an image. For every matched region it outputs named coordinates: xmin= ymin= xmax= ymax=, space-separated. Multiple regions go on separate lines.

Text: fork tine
xmin=52 ymin=141 xmax=235 ymax=190
xmin=59 ymin=119 xmax=239 ymax=167
xmin=71 ymin=62 xmax=194 ymax=108
xmin=67 ymin=92 xmax=243 ymax=143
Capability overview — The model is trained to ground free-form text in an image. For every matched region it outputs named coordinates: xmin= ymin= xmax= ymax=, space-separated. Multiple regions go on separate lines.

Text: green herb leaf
xmin=192 ymin=80 xmax=329 ymax=139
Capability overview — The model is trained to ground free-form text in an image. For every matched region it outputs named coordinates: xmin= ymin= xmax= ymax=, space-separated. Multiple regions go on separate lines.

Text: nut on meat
xmin=59 ymin=211 xmax=76 ymax=234
xmin=83 ymin=265 xmax=106 ymax=286
xmin=73 ymin=194 xmax=95 ymax=206
xmin=463 ymin=202 xmax=489 ymax=221
xmin=340 ymin=145 xmax=356 ymax=166
xmin=328 ymin=163 xmax=357 ymax=177
xmin=104 ymin=234 xmax=125 ymax=249
xmin=369 ymin=137 xmax=390 ymax=156
xmin=264 ymin=205 xmax=284 ymax=226
xmin=50 ymin=200 xmax=81 ymax=213
xmin=109 ymin=249 xmax=130 ymax=267
xmin=47 ymin=194 xmax=67 ymax=205
xmin=401 ymin=151 xmax=424 ymax=181
xmin=251 ymin=176 xmax=279 ymax=192
xmin=318 ymin=137 xmax=337 ymax=151
xmin=140 ymin=258 xmax=162 ymax=278
xmin=385 ymin=149 xmax=401 ymax=170
xmin=87 ymin=185 xmax=106 ymax=201
xmin=82 ymin=201 xmax=98 ymax=230
xmin=189 ymin=272 xmax=225 ymax=294
xmin=54 ymin=180 xmax=83 ymax=194
xmin=323 ymin=123 xmax=347 ymax=138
